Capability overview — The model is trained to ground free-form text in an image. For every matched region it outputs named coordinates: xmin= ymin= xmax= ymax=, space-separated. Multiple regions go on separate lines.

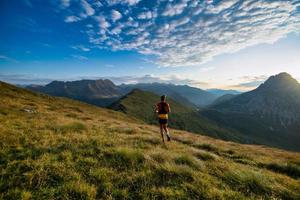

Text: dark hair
xmin=161 ymin=95 xmax=166 ymax=101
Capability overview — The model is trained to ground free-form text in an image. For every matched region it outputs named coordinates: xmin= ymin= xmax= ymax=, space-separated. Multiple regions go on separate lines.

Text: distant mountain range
xmin=27 ymin=81 xmax=231 ymax=107
xmin=202 ymin=72 xmax=300 ymax=151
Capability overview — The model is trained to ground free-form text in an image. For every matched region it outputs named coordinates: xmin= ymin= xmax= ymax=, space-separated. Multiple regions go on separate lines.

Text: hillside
xmin=27 ymin=79 xmax=123 ymax=107
xmin=109 ymin=89 xmax=244 ymax=142
xmin=1 ymin=81 xmax=300 ymax=199
xmin=120 ymin=83 xmax=217 ymax=107
xmin=202 ymin=73 xmax=300 ymax=151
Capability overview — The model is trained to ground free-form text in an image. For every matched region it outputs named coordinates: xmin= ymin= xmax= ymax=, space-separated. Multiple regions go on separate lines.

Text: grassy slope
xmin=109 ymin=89 xmax=245 ymax=142
xmin=0 ymin=81 xmax=300 ymax=200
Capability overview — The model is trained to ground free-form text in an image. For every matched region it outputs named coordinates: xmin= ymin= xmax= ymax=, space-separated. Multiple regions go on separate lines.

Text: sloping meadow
xmin=0 ymin=82 xmax=300 ymax=199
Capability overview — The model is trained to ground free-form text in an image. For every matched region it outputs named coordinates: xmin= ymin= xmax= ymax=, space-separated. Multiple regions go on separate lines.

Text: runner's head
xmin=161 ymin=95 xmax=166 ymax=102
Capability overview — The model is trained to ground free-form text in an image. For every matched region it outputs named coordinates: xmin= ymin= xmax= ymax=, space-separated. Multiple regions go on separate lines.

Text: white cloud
xmin=126 ymin=0 xmax=140 ymax=6
xmin=65 ymin=16 xmax=81 ymax=23
xmin=111 ymin=10 xmax=122 ymax=22
xmin=81 ymin=0 xmax=95 ymax=17
xmin=61 ymin=0 xmax=300 ymax=67
xmin=95 ymin=15 xmax=110 ymax=29
xmin=111 ymin=26 xmax=122 ymax=35
xmin=207 ymin=0 xmax=238 ymax=14
xmin=137 ymin=11 xmax=153 ymax=20
xmin=162 ymin=1 xmax=188 ymax=17
xmin=107 ymin=0 xmax=140 ymax=6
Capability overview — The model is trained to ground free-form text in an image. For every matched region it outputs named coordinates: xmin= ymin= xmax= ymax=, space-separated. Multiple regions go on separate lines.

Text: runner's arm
xmin=167 ymin=103 xmax=171 ymax=113
xmin=154 ymin=103 xmax=159 ymax=113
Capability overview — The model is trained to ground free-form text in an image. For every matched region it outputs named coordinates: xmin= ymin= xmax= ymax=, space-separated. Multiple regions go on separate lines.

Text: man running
xmin=155 ymin=95 xmax=171 ymax=143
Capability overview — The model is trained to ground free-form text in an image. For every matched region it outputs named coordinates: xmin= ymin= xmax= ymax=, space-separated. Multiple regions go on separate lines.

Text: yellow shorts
xmin=158 ymin=114 xmax=168 ymax=119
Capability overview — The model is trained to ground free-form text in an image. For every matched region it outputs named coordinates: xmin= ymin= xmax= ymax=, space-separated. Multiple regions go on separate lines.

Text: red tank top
xmin=158 ymin=102 xmax=168 ymax=114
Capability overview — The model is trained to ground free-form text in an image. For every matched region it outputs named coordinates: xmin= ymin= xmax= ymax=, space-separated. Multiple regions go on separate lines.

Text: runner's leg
xmin=160 ymin=124 xmax=165 ymax=143
xmin=163 ymin=124 xmax=171 ymax=141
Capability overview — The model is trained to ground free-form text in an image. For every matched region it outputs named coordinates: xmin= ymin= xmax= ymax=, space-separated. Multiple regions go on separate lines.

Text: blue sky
xmin=0 ymin=0 xmax=300 ymax=90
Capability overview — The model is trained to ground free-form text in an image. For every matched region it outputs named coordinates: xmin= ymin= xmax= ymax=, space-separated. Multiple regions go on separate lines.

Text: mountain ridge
xmin=27 ymin=79 xmax=123 ymax=107
xmin=27 ymin=80 xmax=221 ymax=108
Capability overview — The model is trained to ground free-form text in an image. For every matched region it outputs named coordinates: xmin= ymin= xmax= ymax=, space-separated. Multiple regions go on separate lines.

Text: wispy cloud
xmin=59 ymin=0 xmax=300 ymax=67
xmin=0 ymin=55 xmax=19 ymax=63
xmin=80 ymin=0 xmax=95 ymax=17
xmin=229 ymin=75 xmax=268 ymax=91
xmin=65 ymin=16 xmax=81 ymax=23
xmin=72 ymin=45 xmax=90 ymax=52
xmin=71 ymin=54 xmax=88 ymax=60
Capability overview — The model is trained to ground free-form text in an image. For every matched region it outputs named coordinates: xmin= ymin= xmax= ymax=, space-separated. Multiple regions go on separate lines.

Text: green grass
xmin=1 ymin=81 xmax=300 ymax=199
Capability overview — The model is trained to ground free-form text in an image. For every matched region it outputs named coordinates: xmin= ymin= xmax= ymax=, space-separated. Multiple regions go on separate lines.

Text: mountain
xmin=27 ymin=79 xmax=124 ymax=107
xmin=109 ymin=89 xmax=245 ymax=142
xmin=202 ymin=73 xmax=300 ymax=151
xmin=1 ymin=81 xmax=300 ymax=199
xmin=210 ymin=94 xmax=237 ymax=106
xmin=206 ymin=89 xmax=242 ymax=96
xmin=120 ymin=83 xmax=218 ymax=107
